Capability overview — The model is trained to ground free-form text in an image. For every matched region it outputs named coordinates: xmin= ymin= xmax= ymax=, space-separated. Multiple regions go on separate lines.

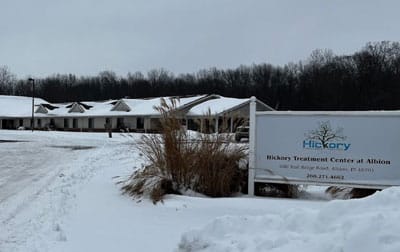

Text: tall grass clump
xmin=121 ymin=98 xmax=247 ymax=203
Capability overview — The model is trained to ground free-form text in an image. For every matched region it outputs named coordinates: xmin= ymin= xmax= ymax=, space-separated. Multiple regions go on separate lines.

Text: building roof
xmin=48 ymin=100 xmax=116 ymax=117
xmin=121 ymin=95 xmax=208 ymax=116
xmin=187 ymin=97 xmax=250 ymax=116
xmin=0 ymin=94 xmax=271 ymax=118
xmin=0 ymin=95 xmax=48 ymax=117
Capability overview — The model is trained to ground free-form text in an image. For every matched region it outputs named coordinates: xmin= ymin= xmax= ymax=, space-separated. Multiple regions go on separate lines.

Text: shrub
xmin=255 ymin=182 xmax=300 ymax=198
xmin=325 ymin=186 xmax=377 ymax=199
xmin=121 ymin=165 xmax=176 ymax=204
xmin=121 ymin=98 xmax=247 ymax=203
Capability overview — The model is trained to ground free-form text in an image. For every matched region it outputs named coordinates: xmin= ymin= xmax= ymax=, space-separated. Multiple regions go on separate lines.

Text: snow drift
xmin=177 ymin=187 xmax=400 ymax=252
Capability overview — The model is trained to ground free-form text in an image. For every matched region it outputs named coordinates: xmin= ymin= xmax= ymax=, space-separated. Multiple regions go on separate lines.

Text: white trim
xmin=215 ymin=116 xmax=219 ymax=133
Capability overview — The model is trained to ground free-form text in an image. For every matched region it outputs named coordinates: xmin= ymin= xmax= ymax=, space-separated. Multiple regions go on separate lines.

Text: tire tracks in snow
xmin=0 ymin=139 xmax=125 ymax=252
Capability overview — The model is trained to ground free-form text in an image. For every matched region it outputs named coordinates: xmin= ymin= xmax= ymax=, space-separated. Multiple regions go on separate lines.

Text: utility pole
xmin=28 ymin=78 xmax=35 ymax=132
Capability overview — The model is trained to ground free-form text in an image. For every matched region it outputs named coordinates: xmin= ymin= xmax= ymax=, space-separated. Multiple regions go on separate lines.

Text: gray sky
xmin=1 ymin=0 xmax=400 ymax=78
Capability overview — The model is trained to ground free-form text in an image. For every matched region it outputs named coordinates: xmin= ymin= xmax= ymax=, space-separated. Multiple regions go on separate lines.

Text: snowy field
xmin=0 ymin=130 xmax=399 ymax=252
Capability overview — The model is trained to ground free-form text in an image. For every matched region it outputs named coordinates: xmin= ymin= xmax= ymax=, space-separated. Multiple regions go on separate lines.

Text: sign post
xmin=248 ymin=96 xmax=257 ymax=196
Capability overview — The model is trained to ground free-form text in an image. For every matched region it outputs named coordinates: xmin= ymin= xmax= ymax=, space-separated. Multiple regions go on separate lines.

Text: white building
xmin=0 ymin=94 xmax=272 ymax=133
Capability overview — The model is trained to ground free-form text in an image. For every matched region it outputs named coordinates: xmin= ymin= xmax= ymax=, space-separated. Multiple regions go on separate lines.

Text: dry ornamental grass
xmin=121 ymin=98 xmax=247 ymax=203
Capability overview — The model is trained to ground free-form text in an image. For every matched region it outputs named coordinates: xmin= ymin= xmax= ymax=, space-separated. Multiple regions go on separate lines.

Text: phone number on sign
xmin=306 ymin=174 xmax=344 ymax=180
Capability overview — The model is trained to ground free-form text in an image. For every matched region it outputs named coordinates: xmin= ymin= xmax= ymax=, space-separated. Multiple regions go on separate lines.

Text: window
xmin=188 ymin=119 xmax=199 ymax=131
xmin=136 ymin=117 xmax=144 ymax=129
xmin=37 ymin=119 xmax=42 ymax=128
xmin=73 ymin=118 xmax=78 ymax=128
xmin=117 ymin=118 xmax=124 ymax=129
xmin=19 ymin=119 xmax=23 ymax=127
xmin=104 ymin=118 xmax=112 ymax=131
xmin=64 ymin=118 xmax=69 ymax=128
xmin=88 ymin=118 xmax=94 ymax=129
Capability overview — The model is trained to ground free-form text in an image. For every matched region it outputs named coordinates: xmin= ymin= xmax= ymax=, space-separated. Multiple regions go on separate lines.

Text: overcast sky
xmin=1 ymin=0 xmax=400 ymax=78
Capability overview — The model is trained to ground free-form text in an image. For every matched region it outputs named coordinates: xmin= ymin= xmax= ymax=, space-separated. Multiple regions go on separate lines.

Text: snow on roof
xmin=41 ymin=95 xmax=208 ymax=117
xmin=122 ymin=95 xmax=208 ymax=116
xmin=187 ymin=97 xmax=250 ymax=116
xmin=47 ymin=100 xmax=116 ymax=117
xmin=122 ymin=98 xmax=164 ymax=115
xmin=0 ymin=95 xmax=49 ymax=117
xmin=47 ymin=96 xmax=207 ymax=117
xmin=0 ymin=95 xmax=254 ymax=118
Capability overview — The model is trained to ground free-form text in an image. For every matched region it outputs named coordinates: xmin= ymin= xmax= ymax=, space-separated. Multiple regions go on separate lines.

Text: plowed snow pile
xmin=177 ymin=187 xmax=400 ymax=252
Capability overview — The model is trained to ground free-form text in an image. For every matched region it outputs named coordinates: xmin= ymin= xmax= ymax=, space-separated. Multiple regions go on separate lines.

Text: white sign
xmin=248 ymin=102 xmax=400 ymax=195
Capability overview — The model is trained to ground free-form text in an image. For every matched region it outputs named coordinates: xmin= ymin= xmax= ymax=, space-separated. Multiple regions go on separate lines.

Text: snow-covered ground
xmin=0 ymin=130 xmax=399 ymax=252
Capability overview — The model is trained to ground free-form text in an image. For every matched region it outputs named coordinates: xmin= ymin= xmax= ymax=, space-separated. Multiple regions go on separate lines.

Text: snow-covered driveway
xmin=1 ymin=132 xmax=92 ymax=205
xmin=0 ymin=130 xmax=139 ymax=252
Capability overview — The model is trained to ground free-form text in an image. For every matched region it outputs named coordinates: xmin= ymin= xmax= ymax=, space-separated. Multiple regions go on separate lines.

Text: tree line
xmin=1 ymin=41 xmax=400 ymax=110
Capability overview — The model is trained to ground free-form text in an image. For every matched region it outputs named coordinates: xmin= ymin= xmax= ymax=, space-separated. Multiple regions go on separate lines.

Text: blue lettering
xmin=303 ymin=140 xmax=350 ymax=151
xmin=303 ymin=140 xmax=312 ymax=148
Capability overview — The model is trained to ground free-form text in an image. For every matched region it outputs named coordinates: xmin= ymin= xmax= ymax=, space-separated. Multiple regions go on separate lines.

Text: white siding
xmin=54 ymin=118 xmax=64 ymax=128
xmin=22 ymin=119 xmax=31 ymax=128
xmin=80 ymin=118 xmax=88 ymax=130
xmin=94 ymin=117 xmax=106 ymax=129
xmin=144 ymin=118 xmax=151 ymax=131
xmin=124 ymin=117 xmax=137 ymax=129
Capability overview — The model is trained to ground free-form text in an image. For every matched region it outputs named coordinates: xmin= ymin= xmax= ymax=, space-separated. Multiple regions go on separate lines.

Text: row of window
xmin=17 ymin=117 xmax=146 ymax=129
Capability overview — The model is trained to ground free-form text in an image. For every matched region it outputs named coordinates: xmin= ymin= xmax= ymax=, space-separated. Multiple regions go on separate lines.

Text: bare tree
xmin=305 ymin=121 xmax=346 ymax=148
xmin=0 ymin=66 xmax=16 ymax=94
